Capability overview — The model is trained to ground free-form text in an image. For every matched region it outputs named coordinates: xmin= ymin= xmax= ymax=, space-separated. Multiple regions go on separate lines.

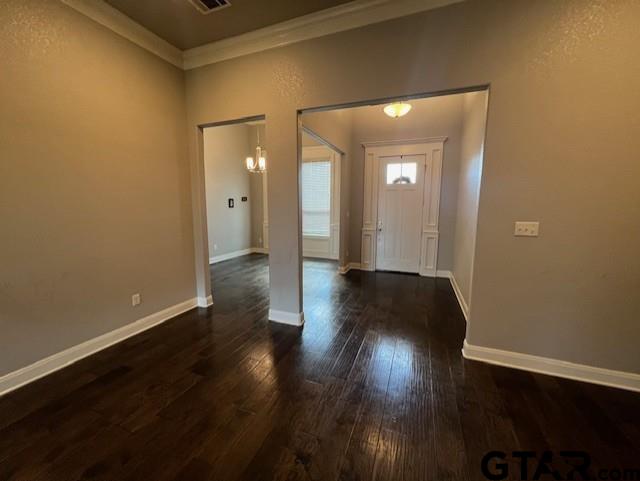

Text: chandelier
xmin=246 ymin=128 xmax=266 ymax=173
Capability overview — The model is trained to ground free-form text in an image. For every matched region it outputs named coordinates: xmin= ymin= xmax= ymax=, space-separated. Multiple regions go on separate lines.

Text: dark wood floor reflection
xmin=1 ymin=254 xmax=639 ymax=480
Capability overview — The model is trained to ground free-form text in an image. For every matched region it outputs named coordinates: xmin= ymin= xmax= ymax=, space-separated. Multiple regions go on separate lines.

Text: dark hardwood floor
xmin=1 ymin=254 xmax=639 ymax=480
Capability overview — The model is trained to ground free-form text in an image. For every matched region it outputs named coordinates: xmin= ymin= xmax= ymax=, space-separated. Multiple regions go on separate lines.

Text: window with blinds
xmin=302 ymin=160 xmax=331 ymax=237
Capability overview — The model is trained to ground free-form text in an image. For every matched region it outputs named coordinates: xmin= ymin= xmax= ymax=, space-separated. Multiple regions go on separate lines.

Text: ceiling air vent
xmin=188 ymin=0 xmax=231 ymax=15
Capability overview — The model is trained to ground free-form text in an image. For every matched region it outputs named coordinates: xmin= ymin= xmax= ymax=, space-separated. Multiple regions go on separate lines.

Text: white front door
xmin=375 ymin=154 xmax=426 ymax=273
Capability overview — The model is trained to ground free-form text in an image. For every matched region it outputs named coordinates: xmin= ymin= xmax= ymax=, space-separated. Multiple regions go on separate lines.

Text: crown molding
xmin=60 ymin=0 xmax=183 ymax=68
xmin=183 ymin=0 xmax=463 ymax=70
xmin=61 ymin=0 xmax=462 ymax=71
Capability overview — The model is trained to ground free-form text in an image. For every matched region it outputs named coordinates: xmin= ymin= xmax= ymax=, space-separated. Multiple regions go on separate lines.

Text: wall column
xmin=266 ymin=109 xmax=304 ymax=326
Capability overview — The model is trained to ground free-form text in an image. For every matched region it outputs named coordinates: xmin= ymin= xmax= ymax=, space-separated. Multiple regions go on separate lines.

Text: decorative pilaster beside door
xmin=361 ymin=149 xmax=378 ymax=271
xmin=360 ymin=138 xmax=446 ymax=276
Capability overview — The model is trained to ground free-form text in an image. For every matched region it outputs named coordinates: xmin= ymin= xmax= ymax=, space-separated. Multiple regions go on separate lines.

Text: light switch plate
xmin=131 ymin=293 xmax=141 ymax=306
xmin=514 ymin=221 xmax=539 ymax=237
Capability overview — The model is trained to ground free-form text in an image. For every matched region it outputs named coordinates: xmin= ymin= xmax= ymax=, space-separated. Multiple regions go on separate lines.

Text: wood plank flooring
xmin=1 ymin=254 xmax=639 ymax=480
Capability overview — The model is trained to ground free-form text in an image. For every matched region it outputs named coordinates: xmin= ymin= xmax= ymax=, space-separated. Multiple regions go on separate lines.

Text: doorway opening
xmin=298 ymin=87 xmax=489 ymax=322
xmin=201 ymin=116 xmax=269 ymax=310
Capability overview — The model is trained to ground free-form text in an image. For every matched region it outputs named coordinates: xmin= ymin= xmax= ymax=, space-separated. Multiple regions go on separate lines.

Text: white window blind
xmin=302 ymin=161 xmax=331 ymax=237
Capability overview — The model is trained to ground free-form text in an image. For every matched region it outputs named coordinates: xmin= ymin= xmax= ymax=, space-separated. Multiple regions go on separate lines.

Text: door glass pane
xmin=386 ymin=162 xmax=417 ymax=184
xmin=402 ymin=162 xmax=417 ymax=183
xmin=386 ymin=163 xmax=402 ymax=184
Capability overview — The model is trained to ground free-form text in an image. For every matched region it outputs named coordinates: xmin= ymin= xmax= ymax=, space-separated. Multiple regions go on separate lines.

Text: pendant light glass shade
xmin=383 ymin=102 xmax=412 ymax=118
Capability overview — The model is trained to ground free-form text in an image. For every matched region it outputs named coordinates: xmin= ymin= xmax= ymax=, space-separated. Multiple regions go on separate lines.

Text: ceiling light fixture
xmin=383 ymin=101 xmax=412 ymax=118
xmin=246 ymin=128 xmax=266 ymax=173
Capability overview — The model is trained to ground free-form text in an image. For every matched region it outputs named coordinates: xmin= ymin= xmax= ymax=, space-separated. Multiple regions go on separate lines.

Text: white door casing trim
xmin=361 ymin=139 xmax=446 ymax=276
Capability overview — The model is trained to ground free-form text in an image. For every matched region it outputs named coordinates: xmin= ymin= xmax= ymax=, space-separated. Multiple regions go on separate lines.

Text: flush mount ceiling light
xmin=246 ymin=128 xmax=266 ymax=173
xmin=383 ymin=101 xmax=412 ymax=118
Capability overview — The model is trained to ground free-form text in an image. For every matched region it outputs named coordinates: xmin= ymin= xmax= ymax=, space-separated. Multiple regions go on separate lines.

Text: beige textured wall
xmin=0 ymin=0 xmax=193 ymax=375
xmin=301 ymin=132 xmax=323 ymax=147
xmin=187 ymin=0 xmax=640 ymax=372
xmin=203 ymin=124 xmax=252 ymax=257
xmin=452 ymin=91 xmax=488 ymax=308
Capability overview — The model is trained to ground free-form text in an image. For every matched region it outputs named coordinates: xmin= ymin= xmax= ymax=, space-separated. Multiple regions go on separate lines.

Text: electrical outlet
xmin=213 ymin=244 xmax=218 ymax=251
xmin=131 ymin=293 xmax=141 ymax=306
xmin=514 ymin=221 xmax=539 ymax=237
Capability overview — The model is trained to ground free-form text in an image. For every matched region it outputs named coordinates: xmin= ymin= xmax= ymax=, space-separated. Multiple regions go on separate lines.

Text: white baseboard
xmin=197 ymin=295 xmax=213 ymax=307
xmin=209 ymin=247 xmax=268 ymax=264
xmin=268 ymin=309 xmax=305 ymax=327
xmin=462 ymin=340 xmax=640 ymax=393
xmin=341 ymin=266 xmax=454 ymax=282
xmin=449 ymin=274 xmax=469 ymax=321
xmin=340 ymin=263 xmax=452 ymax=276
xmin=209 ymin=248 xmax=253 ymax=264
xmin=338 ymin=262 xmax=362 ymax=274
xmin=0 ymin=298 xmax=199 ymax=397
xmin=209 ymin=247 xmax=269 ymax=264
